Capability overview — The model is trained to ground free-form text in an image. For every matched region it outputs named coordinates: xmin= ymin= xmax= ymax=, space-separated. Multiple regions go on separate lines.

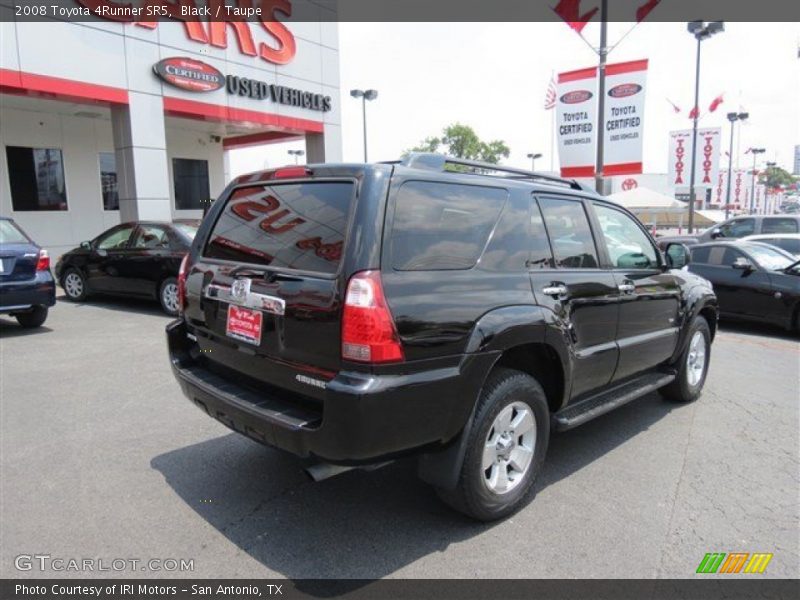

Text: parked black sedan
xmin=0 ymin=217 xmax=56 ymax=328
xmin=55 ymin=220 xmax=199 ymax=316
xmin=688 ymin=241 xmax=800 ymax=332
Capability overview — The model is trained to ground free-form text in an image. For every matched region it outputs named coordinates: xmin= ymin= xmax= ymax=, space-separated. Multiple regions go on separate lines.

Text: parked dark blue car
xmin=0 ymin=217 xmax=56 ymax=328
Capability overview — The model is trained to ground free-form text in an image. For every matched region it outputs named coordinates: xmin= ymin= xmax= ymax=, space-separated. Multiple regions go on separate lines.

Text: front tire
xmin=62 ymin=268 xmax=88 ymax=301
xmin=660 ymin=316 xmax=711 ymax=403
xmin=159 ymin=277 xmax=179 ymax=316
xmin=16 ymin=306 xmax=48 ymax=328
xmin=436 ymin=368 xmax=550 ymax=521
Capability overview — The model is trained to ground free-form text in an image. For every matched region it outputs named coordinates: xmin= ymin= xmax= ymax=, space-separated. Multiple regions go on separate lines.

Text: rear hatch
xmin=0 ymin=220 xmax=39 ymax=282
xmin=183 ymin=172 xmax=363 ymax=401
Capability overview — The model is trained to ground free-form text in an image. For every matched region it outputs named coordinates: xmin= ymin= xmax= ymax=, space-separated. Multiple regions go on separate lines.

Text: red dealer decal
xmin=608 ymin=83 xmax=642 ymax=98
xmin=622 ymin=178 xmax=638 ymax=191
xmin=153 ymin=57 xmax=224 ymax=92
xmin=560 ymin=90 xmax=593 ymax=104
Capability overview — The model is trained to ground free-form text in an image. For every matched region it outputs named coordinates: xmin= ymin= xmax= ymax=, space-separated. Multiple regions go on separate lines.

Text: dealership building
xmin=0 ymin=14 xmax=342 ymax=257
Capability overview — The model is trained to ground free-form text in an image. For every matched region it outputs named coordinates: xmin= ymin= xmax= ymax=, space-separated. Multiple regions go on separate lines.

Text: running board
xmin=553 ymin=372 xmax=676 ymax=431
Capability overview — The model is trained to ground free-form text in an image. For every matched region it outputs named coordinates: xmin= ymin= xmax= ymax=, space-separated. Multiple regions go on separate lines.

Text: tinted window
xmin=99 ymin=152 xmax=118 ymax=211
xmin=766 ymin=238 xmax=800 ymax=255
xmin=743 ymin=244 xmax=794 ymax=271
xmin=721 ymin=248 xmax=745 ymax=266
xmin=539 ymin=197 xmax=598 ymax=269
xmin=173 ymin=223 xmax=198 ymax=241
xmin=690 ymin=246 xmax=711 ymax=264
xmin=132 ymin=225 xmax=169 ymax=249
xmin=707 ymin=246 xmax=726 ymax=265
xmin=205 ymin=182 xmax=353 ymax=274
xmin=6 ymin=146 xmax=68 ymax=211
xmin=762 ymin=218 xmax=798 ymax=234
xmin=593 ymin=203 xmax=658 ymax=269
xmin=0 ymin=220 xmax=29 ymax=244
xmin=718 ymin=218 xmax=755 ymax=238
xmin=390 ymin=181 xmax=507 ymax=271
xmin=528 ymin=199 xmax=554 ymax=269
xmin=96 ymin=225 xmax=135 ymax=250
xmin=173 ymin=158 xmax=210 ymax=210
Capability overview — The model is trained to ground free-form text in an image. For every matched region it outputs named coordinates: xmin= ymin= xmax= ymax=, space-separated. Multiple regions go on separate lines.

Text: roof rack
xmin=398 ymin=153 xmax=588 ymax=192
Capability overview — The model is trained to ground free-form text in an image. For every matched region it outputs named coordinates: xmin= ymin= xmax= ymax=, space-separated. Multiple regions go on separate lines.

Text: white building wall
xmin=165 ymin=126 xmax=225 ymax=220
xmin=0 ymin=106 xmax=119 ymax=259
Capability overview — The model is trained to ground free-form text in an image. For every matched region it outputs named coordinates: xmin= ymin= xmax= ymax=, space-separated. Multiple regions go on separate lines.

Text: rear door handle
xmin=542 ymin=284 xmax=568 ymax=298
xmin=618 ymin=282 xmax=636 ymax=294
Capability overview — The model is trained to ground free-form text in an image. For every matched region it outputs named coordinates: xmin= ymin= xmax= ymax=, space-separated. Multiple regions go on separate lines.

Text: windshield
xmin=0 ymin=220 xmax=29 ymax=244
xmin=744 ymin=244 xmax=795 ymax=271
xmin=173 ymin=223 xmax=199 ymax=241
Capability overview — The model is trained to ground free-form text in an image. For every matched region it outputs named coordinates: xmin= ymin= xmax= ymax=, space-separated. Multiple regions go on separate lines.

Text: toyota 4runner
xmin=167 ymin=153 xmax=717 ymax=521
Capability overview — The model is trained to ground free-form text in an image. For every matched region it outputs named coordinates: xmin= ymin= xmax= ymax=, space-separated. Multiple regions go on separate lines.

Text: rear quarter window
xmin=204 ymin=182 xmax=354 ymax=275
xmin=762 ymin=218 xmax=799 ymax=234
xmin=389 ymin=181 xmax=507 ymax=271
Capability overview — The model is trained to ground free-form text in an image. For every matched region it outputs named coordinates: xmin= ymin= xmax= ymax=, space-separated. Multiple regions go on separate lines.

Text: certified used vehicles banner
xmin=556 ymin=59 xmax=648 ymax=179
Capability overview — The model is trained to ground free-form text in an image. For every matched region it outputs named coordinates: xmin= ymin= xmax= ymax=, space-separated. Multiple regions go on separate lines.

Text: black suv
xmin=167 ymin=154 xmax=718 ymax=521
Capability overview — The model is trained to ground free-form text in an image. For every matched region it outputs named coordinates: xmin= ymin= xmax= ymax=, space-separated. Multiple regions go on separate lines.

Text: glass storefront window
xmin=173 ymin=158 xmax=210 ymax=210
xmin=6 ymin=146 xmax=68 ymax=211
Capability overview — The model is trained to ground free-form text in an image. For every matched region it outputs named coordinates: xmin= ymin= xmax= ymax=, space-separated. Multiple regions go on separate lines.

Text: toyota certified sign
xmin=560 ymin=90 xmax=593 ymax=104
xmin=153 ymin=57 xmax=224 ymax=93
xmin=608 ymin=83 xmax=642 ymax=98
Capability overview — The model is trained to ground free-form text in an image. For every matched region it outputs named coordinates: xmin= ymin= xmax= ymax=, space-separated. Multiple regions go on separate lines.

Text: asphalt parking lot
xmin=1 ymin=296 xmax=798 ymax=580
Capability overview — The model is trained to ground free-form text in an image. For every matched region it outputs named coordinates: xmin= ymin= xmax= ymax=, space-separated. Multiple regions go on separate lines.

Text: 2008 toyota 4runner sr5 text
xmin=167 ymin=153 xmax=717 ymax=521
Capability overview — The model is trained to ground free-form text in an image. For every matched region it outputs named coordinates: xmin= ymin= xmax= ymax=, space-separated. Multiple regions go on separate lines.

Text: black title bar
xmin=2 ymin=0 xmax=799 ymax=22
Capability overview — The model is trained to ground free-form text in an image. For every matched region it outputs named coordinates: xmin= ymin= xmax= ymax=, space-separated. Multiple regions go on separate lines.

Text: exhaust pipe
xmin=304 ymin=461 xmax=393 ymax=483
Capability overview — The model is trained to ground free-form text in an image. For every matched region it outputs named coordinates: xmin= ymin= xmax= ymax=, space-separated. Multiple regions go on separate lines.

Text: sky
xmin=231 ymin=21 xmax=800 ymax=178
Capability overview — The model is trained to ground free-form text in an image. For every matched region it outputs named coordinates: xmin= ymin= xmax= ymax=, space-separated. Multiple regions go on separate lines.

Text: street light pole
xmin=287 ymin=149 xmax=305 ymax=165
xmin=686 ymin=21 xmax=724 ymax=233
xmin=526 ymin=152 xmax=542 ymax=171
xmin=594 ymin=0 xmax=608 ymax=194
xmin=749 ymin=148 xmax=766 ymax=214
xmin=350 ymin=89 xmax=378 ymax=163
xmin=724 ymin=112 xmax=748 ymax=219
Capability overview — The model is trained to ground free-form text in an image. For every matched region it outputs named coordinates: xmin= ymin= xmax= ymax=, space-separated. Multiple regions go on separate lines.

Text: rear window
xmin=204 ymin=182 xmax=353 ymax=274
xmin=390 ymin=181 xmax=507 ymax=270
xmin=762 ymin=218 xmax=798 ymax=234
xmin=0 ymin=220 xmax=29 ymax=244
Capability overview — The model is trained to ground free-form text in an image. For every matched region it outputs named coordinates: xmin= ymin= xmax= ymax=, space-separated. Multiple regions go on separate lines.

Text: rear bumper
xmin=167 ymin=319 xmax=496 ymax=463
xmin=0 ymin=272 xmax=56 ymax=312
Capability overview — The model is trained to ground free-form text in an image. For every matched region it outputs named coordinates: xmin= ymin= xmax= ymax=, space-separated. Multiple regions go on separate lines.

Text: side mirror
xmin=80 ymin=241 xmax=92 ymax=250
xmin=732 ymin=257 xmax=754 ymax=271
xmin=665 ymin=243 xmax=691 ymax=269
xmin=709 ymin=227 xmax=723 ymax=239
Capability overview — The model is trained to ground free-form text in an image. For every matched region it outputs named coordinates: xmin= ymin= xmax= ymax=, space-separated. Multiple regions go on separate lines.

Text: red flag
xmin=666 ymin=98 xmax=681 ymax=113
xmin=636 ymin=0 xmax=662 ymax=22
xmin=544 ymin=77 xmax=557 ymax=110
xmin=553 ymin=0 xmax=599 ymax=33
xmin=688 ymin=106 xmax=699 ymax=120
xmin=708 ymin=94 xmax=724 ymax=112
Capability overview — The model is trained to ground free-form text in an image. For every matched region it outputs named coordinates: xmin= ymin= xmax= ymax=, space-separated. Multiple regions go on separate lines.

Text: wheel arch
xmin=418 ymin=305 xmax=569 ymax=490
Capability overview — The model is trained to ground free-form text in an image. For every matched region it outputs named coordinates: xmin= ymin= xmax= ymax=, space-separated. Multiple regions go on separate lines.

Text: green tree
xmin=759 ymin=164 xmax=797 ymax=189
xmin=409 ymin=123 xmax=510 ymax=164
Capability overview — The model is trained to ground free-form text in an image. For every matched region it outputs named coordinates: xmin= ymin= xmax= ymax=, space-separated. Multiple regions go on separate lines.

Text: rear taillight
xmin=35 ymin=249 xmax=50 ymax=272
xmin=177 ymin=254 xmax=189 ymax=313
xmin=342 ymin=271 xmax=404 ymax=363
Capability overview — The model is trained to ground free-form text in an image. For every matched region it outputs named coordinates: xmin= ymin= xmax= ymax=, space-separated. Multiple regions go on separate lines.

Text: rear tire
xmin=436 ymin=368 xmax=550 ymax=521
xmin=16 ymin=306 xmax=48 ymax=328
xmin=159 ymin=277 xmax=179 ymax=316
xmin=62 ymin=268 xmax=88 ymax=301
xmin=660 ymin=316 xmax=711 ymax=403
